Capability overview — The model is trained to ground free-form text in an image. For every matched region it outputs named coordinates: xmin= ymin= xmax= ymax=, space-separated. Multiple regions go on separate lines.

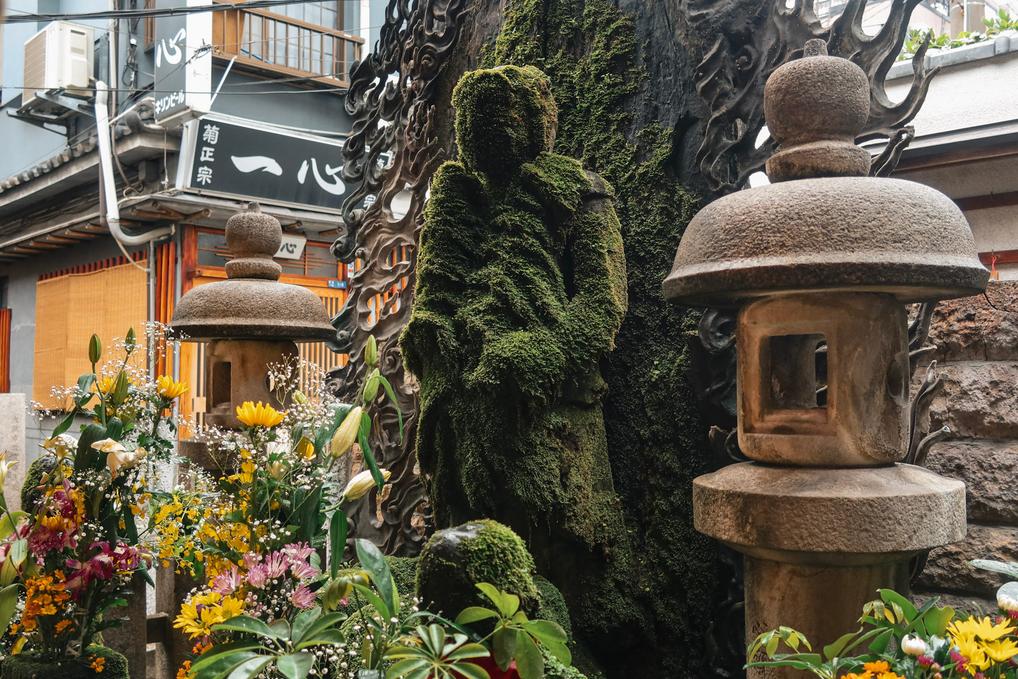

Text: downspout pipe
xmin=95 ymin=81 xmax=173 ymax=246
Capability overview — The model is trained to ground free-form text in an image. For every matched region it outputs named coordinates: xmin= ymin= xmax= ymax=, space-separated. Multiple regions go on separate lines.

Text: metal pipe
xmin=95 ymin=81 xmax=173 ymax=246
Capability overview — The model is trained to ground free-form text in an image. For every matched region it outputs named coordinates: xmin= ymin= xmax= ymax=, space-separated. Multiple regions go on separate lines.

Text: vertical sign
xmin=153 ymin=0 xmax=212 ymax=125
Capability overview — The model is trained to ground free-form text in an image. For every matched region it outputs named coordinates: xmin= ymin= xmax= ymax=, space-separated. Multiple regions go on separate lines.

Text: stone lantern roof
xmin=663 ymin=40 xmax=989 ymax=307
xmin=171 ymin=203 xmax=336 ymax=342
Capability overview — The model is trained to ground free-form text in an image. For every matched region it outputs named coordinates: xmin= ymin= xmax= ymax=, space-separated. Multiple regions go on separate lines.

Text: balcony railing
xmin=212 ymin=5 xmax=364 ymax=88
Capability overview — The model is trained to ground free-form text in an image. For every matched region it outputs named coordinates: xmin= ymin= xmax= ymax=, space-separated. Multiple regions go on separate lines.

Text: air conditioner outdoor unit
xmin=23 ymin=22 xmax=95 ymax=107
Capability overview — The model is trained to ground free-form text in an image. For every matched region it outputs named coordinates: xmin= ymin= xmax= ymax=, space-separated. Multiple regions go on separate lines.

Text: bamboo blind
xmin=33 ymin=263 xmax=148 ymax=409
xmin=0 ymin=309 xmax=11 ymax=393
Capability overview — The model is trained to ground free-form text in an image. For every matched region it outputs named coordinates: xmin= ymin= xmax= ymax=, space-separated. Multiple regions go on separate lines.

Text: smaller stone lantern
xmin=171 ymin=203 xmax=335 ymax=436
xmin=664 ymin=40 xmax=988 ymax=677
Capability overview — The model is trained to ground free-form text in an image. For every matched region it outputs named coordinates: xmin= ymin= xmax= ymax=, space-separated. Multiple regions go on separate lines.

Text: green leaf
xmin=223 ymin=656 xmax=273 ymax=679
xmin=51 ymin=409 xmax=78 ymax=438
xmin=822 ymin=630 xmax=859 ymax=661
xmin=0 ymin=584 xmax=21 ymax=633
xmin=450 ymin=663 xmax=491 ymax=679
xmin=358 ymin=413 xmax=385 ymax=489
xmin=189 ymin=643 xmax=266 ymax=673
xmin=386 ymin=658 xmax=430 ymax=679
xmin=212 ymin=615 xmax=282 ymax=639
xmin=294 ymin=629 xmax=345 ymax=650
xmin=377 ymin=375 xmax=404 ymax=442
xmin=356 ymin=538 xmax=396 ymax=615
xmin=0 ymin=511 xmax=27 ymax=540
xmin=351 ymin=582 xmax=391 ymax=622
xmin=523 ymin=620 xmax=567 ymax=646
xmin=276 ymin=653 xmax=314 ymax=679
xmin=514 ymin=632 xmax=543 ymax=679
xmin=492 ymin=628 xmax=516 ymax=669
xmin=290 ymin=607 xmax=321 ymax=643
xmin=330 ymin=510 xmax=348 ymax=579
xmin=924 ymin=606 xmax=955 ymax=637
xmin=455 ymin=606 xmax=499 ymax=626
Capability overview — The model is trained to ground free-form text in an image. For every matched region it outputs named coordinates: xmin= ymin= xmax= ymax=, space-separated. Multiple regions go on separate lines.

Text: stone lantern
xmin=171 ymin=203 xmax=335 ymax=442
xmin=663 ymin=41 xmax=988 ymax=676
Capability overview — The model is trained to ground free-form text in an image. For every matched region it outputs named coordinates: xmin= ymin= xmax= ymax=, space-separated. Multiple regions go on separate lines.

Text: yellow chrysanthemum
xmin=173 ymin=591 xmax=245 ymax=639
xmin=953 ymin=633 xmax=991 ymax=672
xmin=156 ymin=375 xmax=189 ymax=400
xmin=982 ymin=637 xmax=1018 ymax=664
xmin=235 ymin=401 xmax=285 ymax=428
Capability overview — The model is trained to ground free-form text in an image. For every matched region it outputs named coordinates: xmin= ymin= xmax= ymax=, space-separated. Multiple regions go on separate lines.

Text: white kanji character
xmin=202 ymin=124 xmax=220 ymax=145
xmin=195 ymin=166 xmax=214 ymax=186
xmin=297 ymin=158 xmax=345 ymax=196
xmin=199 ymin=146 xmax=215 ymax=162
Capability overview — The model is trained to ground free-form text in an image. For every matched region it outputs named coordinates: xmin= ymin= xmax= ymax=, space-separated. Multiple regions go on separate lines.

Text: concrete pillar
xmin=0 ymin=393 xmax=26 ymax=511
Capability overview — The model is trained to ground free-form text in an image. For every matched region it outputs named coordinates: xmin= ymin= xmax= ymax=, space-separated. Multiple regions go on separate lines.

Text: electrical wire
xmin=3 ymin=0 xmax=364 ymax=25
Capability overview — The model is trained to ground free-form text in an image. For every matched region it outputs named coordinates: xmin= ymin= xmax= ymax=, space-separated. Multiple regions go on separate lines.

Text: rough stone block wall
xmin=914 ymin=281 xmax=1018 ymax=609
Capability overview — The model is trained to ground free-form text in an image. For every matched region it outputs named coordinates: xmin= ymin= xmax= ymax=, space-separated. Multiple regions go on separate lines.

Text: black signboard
xmin=180 ymin=115 xmax=347 ymax=212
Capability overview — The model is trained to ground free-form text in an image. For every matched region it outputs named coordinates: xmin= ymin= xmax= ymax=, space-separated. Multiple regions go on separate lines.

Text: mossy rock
xmin=384 ymin=555 xmax=419 ymax=599
xmin=534 ymin=575 xmax=572 ymax=640
xmin=543 ymin=646 xmax=588 ymax=679
xmin=0 ymin=646 xmax=129 ymax=679
xmin=417 ymin=520 xmax=539 ymax=617
xmin=20 ymin=456 xmax=55 ymax=512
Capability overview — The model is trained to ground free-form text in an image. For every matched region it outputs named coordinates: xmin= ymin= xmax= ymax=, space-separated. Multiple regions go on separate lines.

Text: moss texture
xmin=416 ymin=520 xmax=540 ymax=617
xmin=384 ymin=555 xmax=419 ymax=599
xmin=534 ymin=575 xmax=572 ymax=641
xmin=483 ymin=2 xmax=721 ymax=677
xmin=20 ymin=456 xmax=55 ymax=512
xmin=401 ymin=63 xmax=641 ymax=651
xmin=0 ymin=646 xmax=129 ymax=679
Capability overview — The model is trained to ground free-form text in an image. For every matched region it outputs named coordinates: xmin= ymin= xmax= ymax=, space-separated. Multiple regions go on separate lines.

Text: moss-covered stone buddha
xmin=400 ymin=65 xmax=640 ymax=645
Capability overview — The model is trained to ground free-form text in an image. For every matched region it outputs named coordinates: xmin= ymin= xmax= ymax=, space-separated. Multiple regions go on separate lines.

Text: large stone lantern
xmin=663 ymin=41 xmax=988 ymax=676
xmin=171 ymin=203 xmax=335 ymax=436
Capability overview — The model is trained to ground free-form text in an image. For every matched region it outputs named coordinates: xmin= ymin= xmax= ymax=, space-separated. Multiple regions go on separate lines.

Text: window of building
xmin=212 ymin=2 xmax=362 ymax=85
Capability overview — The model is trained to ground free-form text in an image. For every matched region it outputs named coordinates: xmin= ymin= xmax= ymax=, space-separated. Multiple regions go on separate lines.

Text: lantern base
xmin=693 ymin=462 xmax=966 ymax=678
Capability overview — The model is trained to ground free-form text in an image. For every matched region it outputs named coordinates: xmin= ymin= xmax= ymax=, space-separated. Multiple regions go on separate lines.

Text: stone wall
xmin=915 ymin=280 xmax=1018 ymax=608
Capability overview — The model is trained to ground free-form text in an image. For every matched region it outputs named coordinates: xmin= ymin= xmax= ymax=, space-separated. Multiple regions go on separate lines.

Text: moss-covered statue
xmin=400 ymin=65 xmax=641 ymax=646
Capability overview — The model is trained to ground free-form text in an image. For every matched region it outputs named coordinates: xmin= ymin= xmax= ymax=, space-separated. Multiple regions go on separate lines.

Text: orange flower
xmin=90 ymin=656 xmax=106 ymax=673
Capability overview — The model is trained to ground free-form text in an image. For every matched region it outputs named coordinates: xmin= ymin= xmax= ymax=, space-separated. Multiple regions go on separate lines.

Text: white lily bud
xmin=901 ymin=634 xmax=928 ymax=657
xmin=342 ymin=468 xmax=391 ymax=502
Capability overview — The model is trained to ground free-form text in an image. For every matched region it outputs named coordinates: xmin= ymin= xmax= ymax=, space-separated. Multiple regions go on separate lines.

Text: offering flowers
xmin=0 ymin=329 xmax=182 ymax=675
xmin=748 ymin=574 xmax=1018 ymax=679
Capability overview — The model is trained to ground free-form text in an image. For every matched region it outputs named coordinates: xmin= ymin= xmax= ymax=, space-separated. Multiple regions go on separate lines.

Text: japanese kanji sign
xmin=153 ymin=0 xmax=211 ymax=125
xmin=178 ymin=114 xmax=347 ymax=212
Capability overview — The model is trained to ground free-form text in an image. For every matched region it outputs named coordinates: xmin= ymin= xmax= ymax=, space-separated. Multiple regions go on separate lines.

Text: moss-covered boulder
xmin=416 ymin=520 xmax=539 ymax=616
xmin=0 ymin=646 xmax=129 ymax=679
xmin=20 ymin=456 xmax=55 ymax=512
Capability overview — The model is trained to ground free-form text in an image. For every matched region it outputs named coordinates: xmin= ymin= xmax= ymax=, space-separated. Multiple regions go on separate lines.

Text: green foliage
xmin=416 ymin=520 xmax=540 ymax=617
xmin=456 ymin=583 xmax=571 ymax=679
xmin=190 ymin=607 xmax=344 ymax=679
xmin=900 ymin=12 xmax=1018 ymax=60
xmin=746 ymin=589 xmax=966 ymax=678
xmin=385 ymin=624 xmax=491 ymax=679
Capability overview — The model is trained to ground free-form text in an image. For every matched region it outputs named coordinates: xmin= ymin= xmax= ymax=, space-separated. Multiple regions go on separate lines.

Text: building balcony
xmin=212 ymin=4 xmax=364 ymax=89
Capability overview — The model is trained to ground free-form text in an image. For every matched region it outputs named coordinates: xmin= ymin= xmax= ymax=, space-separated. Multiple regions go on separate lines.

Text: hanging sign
xmin=275 ymin=234 xmax=308 ymax=260
xmin=153 ymin=0 xmax=212 ymax=125
xmin=177 ymin=113 xmax=347 ymax=212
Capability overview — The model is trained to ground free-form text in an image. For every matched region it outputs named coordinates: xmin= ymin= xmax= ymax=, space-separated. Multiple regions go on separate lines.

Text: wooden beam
xmin=956 ymin=190 xmax=1018 ymax=212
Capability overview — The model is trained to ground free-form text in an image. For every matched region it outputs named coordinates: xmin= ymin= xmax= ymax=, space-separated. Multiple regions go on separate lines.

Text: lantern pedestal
xmin=693 ymin=462 xmax=965 ymax=678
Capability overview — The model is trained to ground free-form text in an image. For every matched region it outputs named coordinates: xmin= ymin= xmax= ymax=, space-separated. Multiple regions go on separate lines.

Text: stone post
xmin=662 ymin=40 xmax=989 ymax=678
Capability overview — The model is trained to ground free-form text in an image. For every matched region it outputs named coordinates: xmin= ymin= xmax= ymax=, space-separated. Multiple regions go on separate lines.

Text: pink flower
xmin=290 ymin=585 xmax=316 ymax=609
xmin=212 ymin=566 xmax=242 ymax=595
xmin=246 ymin=564 xmax=268 ymax=589
xmin=263 ymin=551 xmax=289 ymax=580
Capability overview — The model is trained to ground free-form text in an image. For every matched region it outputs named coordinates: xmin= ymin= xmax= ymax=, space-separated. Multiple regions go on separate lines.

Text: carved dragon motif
xmin=329 ymin=0 xmax=470 ymax=555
